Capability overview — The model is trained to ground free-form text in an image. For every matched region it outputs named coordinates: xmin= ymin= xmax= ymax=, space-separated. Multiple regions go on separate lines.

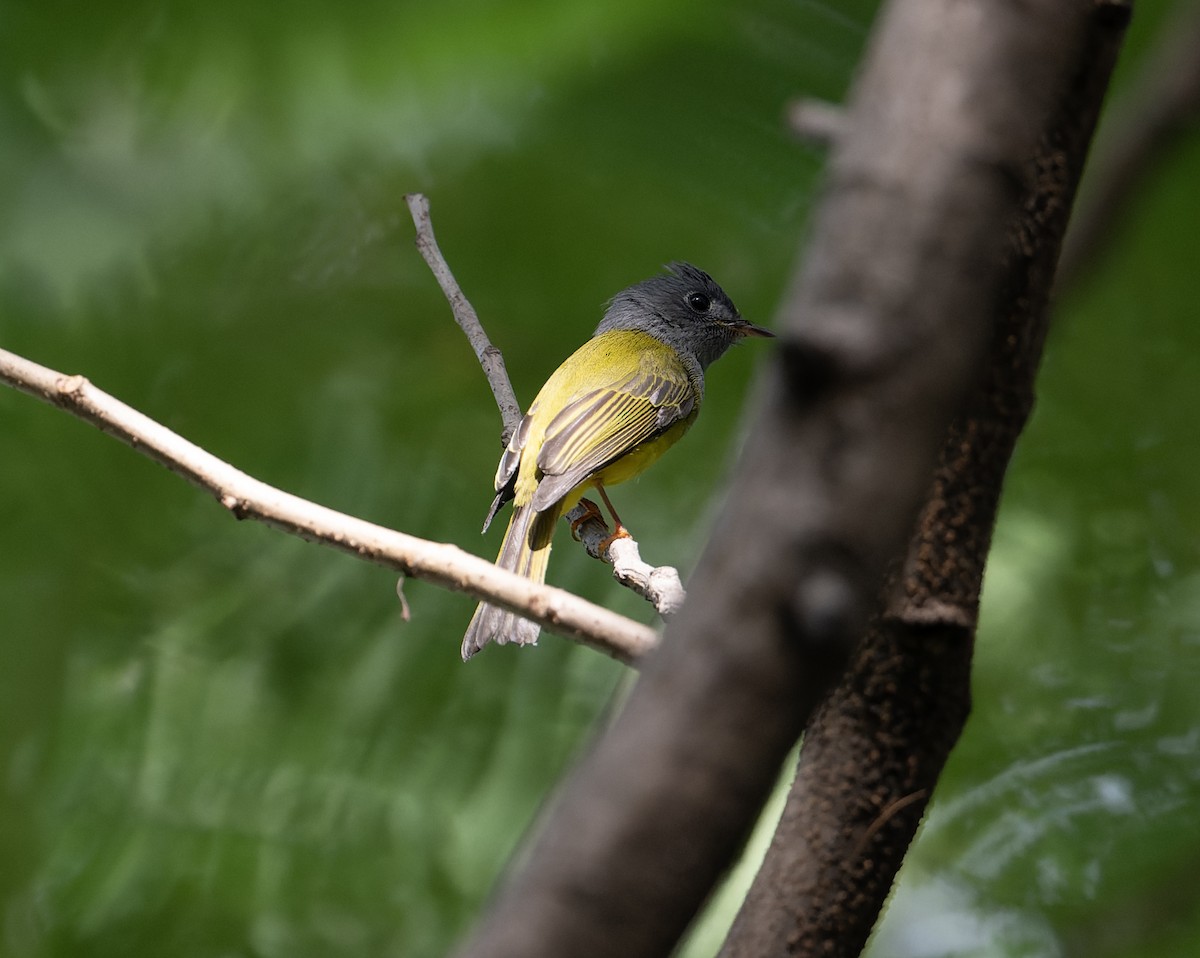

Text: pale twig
xmin=395 ymin=575 xmax=412 ymax=621
xmin=404 ymin=193 xmax=523 ymax=445
xmin=565 ymin=501 xmax=687 ymax=616
xmin=0 ymin=348 xmax=655 ymax=666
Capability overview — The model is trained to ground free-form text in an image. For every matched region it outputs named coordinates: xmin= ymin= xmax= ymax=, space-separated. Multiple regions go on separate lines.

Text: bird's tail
xmin=461 ymin=502 xmax=558 ymax=660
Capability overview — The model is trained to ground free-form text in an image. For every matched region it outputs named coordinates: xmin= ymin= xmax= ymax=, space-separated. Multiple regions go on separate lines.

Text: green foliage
xmin=1 ymin=1 xmax=1197 ymax=956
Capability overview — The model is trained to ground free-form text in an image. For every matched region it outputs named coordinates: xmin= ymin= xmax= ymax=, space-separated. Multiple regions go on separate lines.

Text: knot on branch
xmin=54 ymin=374 xmax=89 ymax=401
xmin=786 ymin=97 xmax=849 ymax=148
xmin=789 ymin=561 xmax=864 ymax=654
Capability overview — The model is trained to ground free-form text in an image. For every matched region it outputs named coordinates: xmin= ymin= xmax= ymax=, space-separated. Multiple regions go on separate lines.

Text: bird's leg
xmin=595 ymin=482 xmax=633 ymax=552
xmin=569 ymin=498 xmax=605 ymax=540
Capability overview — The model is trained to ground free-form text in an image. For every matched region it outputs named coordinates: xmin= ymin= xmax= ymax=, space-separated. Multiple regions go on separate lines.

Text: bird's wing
xmin=530 ymin=362 xmax=695 ymax=511
xmin=481 ymin=412 xmax=533 ymax=533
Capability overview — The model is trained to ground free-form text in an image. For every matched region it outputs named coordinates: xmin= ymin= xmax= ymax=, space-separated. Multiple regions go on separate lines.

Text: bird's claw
xmin=570 ymin=498 xmax=605 ymax=540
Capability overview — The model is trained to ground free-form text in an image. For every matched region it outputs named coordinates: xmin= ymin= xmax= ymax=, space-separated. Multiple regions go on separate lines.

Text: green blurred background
xmin=1 ymin=1 xmax=1197 ymax=956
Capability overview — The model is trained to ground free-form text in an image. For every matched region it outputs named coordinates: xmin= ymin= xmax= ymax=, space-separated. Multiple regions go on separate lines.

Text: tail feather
xmin=461 ymin=503 xmax=557 ymax=660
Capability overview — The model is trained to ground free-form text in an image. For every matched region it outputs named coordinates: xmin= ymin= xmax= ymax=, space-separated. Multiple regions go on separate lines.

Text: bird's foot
xmin=599 ymin=525 xmax=633 ymax=554
xmin=570 ymin=498 xmax=605 ymax=540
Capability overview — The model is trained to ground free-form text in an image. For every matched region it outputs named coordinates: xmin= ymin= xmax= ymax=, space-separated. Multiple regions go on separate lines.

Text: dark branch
xmin=451 ymin=1 xmax=1106 ymax=956
xmin=718 ymin=2 xmax=1130 ymax=956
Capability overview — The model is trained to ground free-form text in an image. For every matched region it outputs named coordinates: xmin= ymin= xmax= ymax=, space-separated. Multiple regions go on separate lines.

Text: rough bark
xmin=452 ymin=1 xmax=1106 ymax=957
xmin=717 ymin=3 xmax=1131 ymax=956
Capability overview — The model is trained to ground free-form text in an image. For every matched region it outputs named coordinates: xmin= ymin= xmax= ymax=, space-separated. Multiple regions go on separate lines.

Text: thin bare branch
xmin=564 ymin=501 xmax=687 ymax=617
xmin=405 ymin=193 xmax=523 ymax=445
xmin=1057 ymin=0 xmax=1200 ymax=289
xmin=0 ymin=347 xmax=654 ymax=665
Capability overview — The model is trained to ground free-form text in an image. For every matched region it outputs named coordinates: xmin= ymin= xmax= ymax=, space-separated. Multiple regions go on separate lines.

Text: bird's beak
xmin=729 ymin=319 xmax=775 ymax=338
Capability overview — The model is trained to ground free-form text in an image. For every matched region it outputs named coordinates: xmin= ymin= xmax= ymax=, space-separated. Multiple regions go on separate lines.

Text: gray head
xmin=595 ymin=263 xmax=773 ymax=369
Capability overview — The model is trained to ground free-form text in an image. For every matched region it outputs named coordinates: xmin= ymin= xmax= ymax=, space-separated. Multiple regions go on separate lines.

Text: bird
xmin=461 ymin=262 xmax=772 ymax=659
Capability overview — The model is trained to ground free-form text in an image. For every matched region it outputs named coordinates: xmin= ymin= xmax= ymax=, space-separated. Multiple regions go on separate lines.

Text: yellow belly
xmin=561 ymin=411 xmax=696 ymax=509
xmin=594 ymin=414 xmax=694 ymax=485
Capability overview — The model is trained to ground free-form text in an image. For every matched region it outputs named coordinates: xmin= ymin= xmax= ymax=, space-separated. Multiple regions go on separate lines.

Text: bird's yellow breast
xmin=588 ymin=411 xmax=694 ymax=487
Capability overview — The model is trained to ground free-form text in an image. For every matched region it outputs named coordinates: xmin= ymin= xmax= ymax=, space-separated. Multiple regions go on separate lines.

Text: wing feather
xmin=531 ymin=362 xmax=695 ymax=511
xmin=482 ymin=411 xmax=533 ymax=532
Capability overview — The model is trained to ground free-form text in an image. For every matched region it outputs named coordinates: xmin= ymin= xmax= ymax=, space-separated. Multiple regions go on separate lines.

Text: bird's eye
xmin=687 ymin=292 xmax=711 ymax=313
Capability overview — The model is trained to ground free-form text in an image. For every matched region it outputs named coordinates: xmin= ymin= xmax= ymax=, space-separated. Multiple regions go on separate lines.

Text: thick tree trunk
xmin=717 ymin=4 xmax=1130 ymax=956
xmin=453 ymin=1 xmax=1123 ymax=956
